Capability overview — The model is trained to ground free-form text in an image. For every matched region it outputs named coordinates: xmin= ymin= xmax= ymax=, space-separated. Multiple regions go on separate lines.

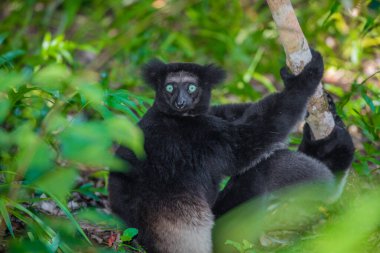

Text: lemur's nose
xmin=175 ymin=100 xmax=185 ymax=109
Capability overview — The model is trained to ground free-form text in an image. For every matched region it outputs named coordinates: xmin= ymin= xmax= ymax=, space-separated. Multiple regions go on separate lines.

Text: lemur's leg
xmin=212 ymin=149 xmax=333 ymax=217
xmin=298 ymin=93 xmax=355 ymax=173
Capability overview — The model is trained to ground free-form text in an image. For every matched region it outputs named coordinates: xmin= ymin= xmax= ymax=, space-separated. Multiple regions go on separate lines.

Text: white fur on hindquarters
xmin=149 ymin=197 xmax=214 ymax=253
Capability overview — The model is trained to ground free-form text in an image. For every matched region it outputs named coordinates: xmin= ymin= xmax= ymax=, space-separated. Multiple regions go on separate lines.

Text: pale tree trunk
xmin=266 ymin=0 xmax=335 ymax=140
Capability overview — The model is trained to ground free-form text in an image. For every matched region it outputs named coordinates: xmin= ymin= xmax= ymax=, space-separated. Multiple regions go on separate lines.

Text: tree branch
xmin=266 ymin=0 xmax=335 ymax=140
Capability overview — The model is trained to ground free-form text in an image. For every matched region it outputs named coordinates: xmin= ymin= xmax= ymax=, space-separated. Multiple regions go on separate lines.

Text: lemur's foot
xmin=300 ymin=91 xmax=355 ymax=172
xmin=324 ymin=92 xmax=345 ymax=128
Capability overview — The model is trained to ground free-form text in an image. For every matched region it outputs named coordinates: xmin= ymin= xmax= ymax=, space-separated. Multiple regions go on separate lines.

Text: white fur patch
xmin=151 ymin=199 xmax=214 ymax=253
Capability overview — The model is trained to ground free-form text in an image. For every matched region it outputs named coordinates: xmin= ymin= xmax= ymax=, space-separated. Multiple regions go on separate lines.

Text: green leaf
xmin=361 ymin=16 xmax=375 ymax=36
xmin=242 ymin=240 xmax=254 ymax=250
xmin=0 ymin=99 xmax=10 ymax=123
xmin=121 ymin=228 xmax=139 ymax=242
xmin=322 ymin=1 xmax=341 ymax=27
xmin=59 ymin=122 xmax=122 ymax=168
xmin=0 ymin=71 xmax=26 ymax=92
xmin=106 ymin=116 xmax=145 ymax=159
xmin=46 ymin=234 xmax=60 ymax=253
xmin=49 ymin=195 xmax=92 ymax=245
xmin=225 ymin=240 xmax=243 ymax=253
xmin=0 ymin=50 xmax=25 ymax=66
xmin=76 ymin=208 xmax=124 ymax=228
xmin=106 ymin=96 xmax=140 ymax=122
xmin=77 ymin=83 xmax=103 ymax=106
xmin=24 ymin=140 xmax=56 ymax=183
xmin=0 ymin=33 xmax=7 ymax=45
xmin=7 ymin=86 xmax=37 ymax=107
xmin=44 ymin=113 xmax=68 ymax=134
xmin=33 ymin=168 xmax=78 ymax=204
xmin=61 ymin=0 xmax=82 ymax=31
xmin=361 ymin=92 xmax=376 ymax=112
xmin=75 ymin=183 xmax=101 ymax=201
xmin=252 ymin=72 xmax=276 ymax=93
xmin=0 ymin=199 xmax=14 ymax=237
xmin=32 ymin=64 xmax=70 ymax=89
xmin=113 ymin=95 xmax=145 ymax=117
xmin=0 ymin=129 xmax=10 ymax=148
xmin=11 ymin=201 xmax=55 ymax=237
xmin=12 ymin=124 xmax=40 ymax=177
xmin=8 ymin=239 xmax=50 ymax=253
xmin=11 ymin=202 xmax=72 ymax=252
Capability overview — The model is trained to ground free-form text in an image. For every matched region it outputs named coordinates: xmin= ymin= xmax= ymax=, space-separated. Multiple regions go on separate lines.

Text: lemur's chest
xmin=170 ymin=118 xmax=228 ymax=147
xmin=172 ymin=122 xmax=230 ymax=161
xmin=140 ymin=114 xmax=233 ymax=175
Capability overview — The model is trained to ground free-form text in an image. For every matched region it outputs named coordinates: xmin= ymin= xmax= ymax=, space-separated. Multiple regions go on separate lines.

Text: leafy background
xmin=0 ymin=0 xmax=379 ymax=252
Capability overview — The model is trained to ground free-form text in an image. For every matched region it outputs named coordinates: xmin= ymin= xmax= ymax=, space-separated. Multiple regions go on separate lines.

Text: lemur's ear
xmin=142 ymin=59 xmax=167 ymax=89
xmin=202 ymin=64 xmax=226 ymax=88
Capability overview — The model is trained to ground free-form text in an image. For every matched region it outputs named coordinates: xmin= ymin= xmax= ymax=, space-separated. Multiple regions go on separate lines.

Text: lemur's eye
xmin=188 ymin=84 xmax=197 ymax=93
xmin=165 ymin=84 xmax=174 ymax=93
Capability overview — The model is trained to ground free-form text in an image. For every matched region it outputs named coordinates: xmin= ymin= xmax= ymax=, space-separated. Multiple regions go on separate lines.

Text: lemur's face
xmin=162 ymin=71 xmax=202 ymax=114
xmin=142 ymin=59 xmax=226 ymax=116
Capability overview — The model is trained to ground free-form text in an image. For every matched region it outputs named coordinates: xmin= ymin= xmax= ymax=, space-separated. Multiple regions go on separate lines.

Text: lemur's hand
xmin=280 ymin=49 xmax=324 ymax=95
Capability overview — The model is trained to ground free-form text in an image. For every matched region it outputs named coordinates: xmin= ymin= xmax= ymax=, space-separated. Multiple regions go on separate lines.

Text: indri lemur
xmin=109 ymin=50 xmax=354 ymax=253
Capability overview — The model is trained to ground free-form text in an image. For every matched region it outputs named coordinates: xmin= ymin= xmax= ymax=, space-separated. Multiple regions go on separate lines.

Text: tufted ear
xmin=201 ymin=64 xmax=226 ymax=88
xmin=141 ymin=59 xmax=167 ymax=89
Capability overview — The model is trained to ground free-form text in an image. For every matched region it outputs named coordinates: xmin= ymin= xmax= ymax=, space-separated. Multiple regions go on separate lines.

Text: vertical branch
xmin=266 ymin=0 xmax=335 ymax=140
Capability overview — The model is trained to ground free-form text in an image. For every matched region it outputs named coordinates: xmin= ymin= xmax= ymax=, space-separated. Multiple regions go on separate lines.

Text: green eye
xmin=165 ymin=84 xmax=174 ymax=93
xmin=188 ymin=84 xmax=197 ymax=93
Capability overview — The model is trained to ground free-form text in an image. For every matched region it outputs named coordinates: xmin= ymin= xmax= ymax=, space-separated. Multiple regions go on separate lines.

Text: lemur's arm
xmin=210 ymin=103 xmax=252 ymax=121
xmin=115 ymin=145 xmax=142 ymax=169
xmin=227 ymin=49 xmax=324 ymax=174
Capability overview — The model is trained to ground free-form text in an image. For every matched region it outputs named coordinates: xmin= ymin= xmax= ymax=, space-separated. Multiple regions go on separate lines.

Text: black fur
xmin=142 ymin=59 xmax=226 ymax=89
xmin=212 ymin=95 xmax=355 ymax=216
xmin=109 ymin=50 xmax=354 ymax=252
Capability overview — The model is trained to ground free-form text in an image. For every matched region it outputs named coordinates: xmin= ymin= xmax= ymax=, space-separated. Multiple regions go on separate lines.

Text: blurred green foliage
xmin=0 ymin=0 xmax=379 ymax=252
